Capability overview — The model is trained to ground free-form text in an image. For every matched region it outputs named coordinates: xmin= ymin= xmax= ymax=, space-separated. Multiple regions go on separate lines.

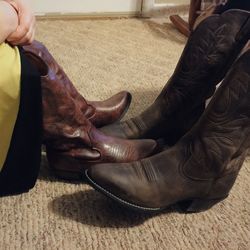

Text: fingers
xmin=7 ymin=16 xmax=35 ymax=45
xmin=6 ymin=0 xmax=36 ymax=45
xmin=7 ymin=15 xmax=35 ymax=45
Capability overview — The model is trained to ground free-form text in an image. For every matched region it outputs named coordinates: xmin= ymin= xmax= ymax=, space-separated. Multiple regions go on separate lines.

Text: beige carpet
xmin=1 ymin=18 xmax=250 ymax=250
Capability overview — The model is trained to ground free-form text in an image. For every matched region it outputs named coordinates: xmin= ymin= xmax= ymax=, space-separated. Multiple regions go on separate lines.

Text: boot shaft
xmin=183 ymin=49 xmax=250 ymax=180
xmin=22 ymin=44 xmax=93 ymax=146
xmin=158 ymin=10 xmax=250 ymax=117
xmin=22 ymin=41 xmax=95 ymax=119
xmin=100 ymin=10 xmax=250 ymax=143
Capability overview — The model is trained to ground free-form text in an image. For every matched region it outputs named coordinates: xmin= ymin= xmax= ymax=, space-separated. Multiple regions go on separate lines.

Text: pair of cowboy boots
xmin=22 ymin=41 xmax=157 ymax=180
xmin=86 ymin=9 xmax=250 ymax=212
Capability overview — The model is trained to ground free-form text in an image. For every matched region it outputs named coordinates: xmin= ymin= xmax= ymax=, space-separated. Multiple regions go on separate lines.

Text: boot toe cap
xmin=86 ymin=162 xmax=163 ymax=211
xmin=86 ymin=163 xmax=132 ymax=203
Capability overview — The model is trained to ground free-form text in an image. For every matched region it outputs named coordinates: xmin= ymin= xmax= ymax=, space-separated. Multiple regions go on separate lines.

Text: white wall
xmin=28 ymin=0 xmax=142 ymax=15
xmin=142 ymin=0 xmax=188 ymax=15
xmin=155 ymin=0 xmax=189 ymax=4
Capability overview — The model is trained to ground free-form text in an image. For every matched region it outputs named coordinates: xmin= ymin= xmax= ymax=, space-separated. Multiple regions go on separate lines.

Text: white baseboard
xmin=142 ymin=4 xmax=189 ymax=17
xmin=35 ymin=4 xmax=188 ymax=20
xmin=36 ymin=11 xmax=142 ymax=20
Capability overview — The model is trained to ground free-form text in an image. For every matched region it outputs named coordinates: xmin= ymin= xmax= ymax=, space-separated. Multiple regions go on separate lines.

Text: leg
xmin=0 ymin=48 xmax=42 ymax=196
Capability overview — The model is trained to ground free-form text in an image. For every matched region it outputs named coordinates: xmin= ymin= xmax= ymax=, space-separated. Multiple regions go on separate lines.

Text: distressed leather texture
xmin=101 ymin=10 xmax=250 ymax=146
xmin=87 ymin=49 xmax=250 ymax=212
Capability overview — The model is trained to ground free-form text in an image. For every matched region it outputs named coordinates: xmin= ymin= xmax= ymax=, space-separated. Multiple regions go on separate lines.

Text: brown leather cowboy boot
xmin=86 ymin=49 xmax=250 ymax=213
xmin=22 ymin=40 xmax=131 ymax=128
xmin=23 ymin=47 xmax=157 ymax=180
xmin=101 ymin=10 xmax=250 ymax=146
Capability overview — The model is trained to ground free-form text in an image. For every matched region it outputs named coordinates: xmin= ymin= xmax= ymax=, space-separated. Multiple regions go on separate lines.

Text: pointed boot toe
xmin=46 ymin=127 xmax=157 ymax=181
xmin=86 ymin=163 xmax=128 ymax=195
xmin=88 ymin=91 xmax=132 ymax=127
xmin=86 ymin=163 xmax=138 ymax=207
xmin=88 ymin=128 xmax=157 ymax=162
xmin=85 ymin=160 xmax=165 ymax=212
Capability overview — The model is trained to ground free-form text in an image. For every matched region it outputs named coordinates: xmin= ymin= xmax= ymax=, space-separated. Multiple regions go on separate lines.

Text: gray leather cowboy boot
xmin=101 ymin=10 xmax=250 ymax=146
xmin=86 ymin=49 xmax=250 ymax=213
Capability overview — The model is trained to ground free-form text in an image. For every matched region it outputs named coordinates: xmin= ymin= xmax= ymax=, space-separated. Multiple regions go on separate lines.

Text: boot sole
xmin=85 ymin=169 xmax=228 ymax=213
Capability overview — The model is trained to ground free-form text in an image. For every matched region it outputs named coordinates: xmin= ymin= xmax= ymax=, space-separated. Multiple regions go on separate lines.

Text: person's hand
xmin=6 ymin=0 xmax=35 ymax=45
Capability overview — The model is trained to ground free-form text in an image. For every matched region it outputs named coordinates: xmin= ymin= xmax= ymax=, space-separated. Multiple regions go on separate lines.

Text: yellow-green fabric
xmin=0 ymin=43 xmax=21 ymax=171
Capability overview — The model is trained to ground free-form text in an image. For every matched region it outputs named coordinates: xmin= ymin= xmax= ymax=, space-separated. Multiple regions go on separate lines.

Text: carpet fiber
xmin=0 ymin=18 xmax=249 ymax=250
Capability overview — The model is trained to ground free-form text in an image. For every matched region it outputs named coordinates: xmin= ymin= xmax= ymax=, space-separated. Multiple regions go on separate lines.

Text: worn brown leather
xmin=101 ymin=10 xmax=250 ymax=146
xmin=22 ymin=40 xmax=132 ymax=128
xmin=23 ymin=45 xmax=157 ymax=179
xmin=46 ymin=128 xmax=157 ymax=180
xmin=86 ymin=49 xmax=250 ymax=212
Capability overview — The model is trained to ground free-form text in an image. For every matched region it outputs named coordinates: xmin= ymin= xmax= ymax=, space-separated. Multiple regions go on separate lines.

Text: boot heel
xmin=46 ymin=150 xmax=88 ymax=181
xmin=179 ymin=196 xmax=228 ymax=213
xmin=179 ymin=172 xmax=238 ymax=213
